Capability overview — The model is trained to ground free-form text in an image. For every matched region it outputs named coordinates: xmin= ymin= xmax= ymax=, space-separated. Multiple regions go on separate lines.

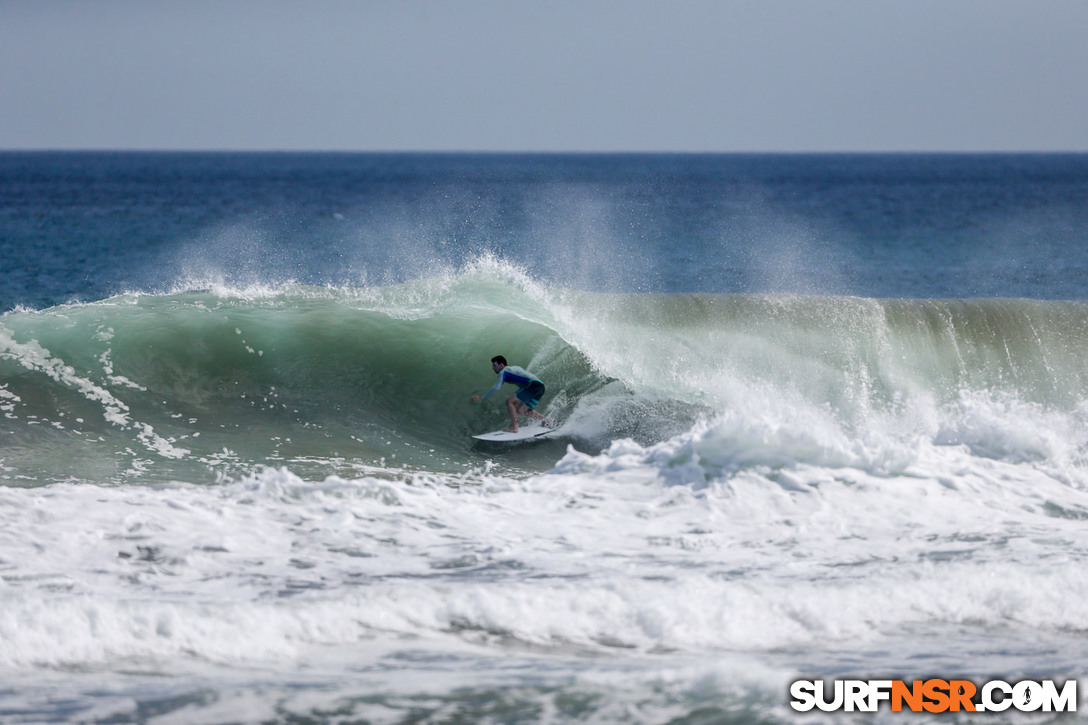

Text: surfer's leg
xmin=504 ymin=395 xmax=519 ymax=432
xmin=523 ymin=406 xmax=545 ymax=421
xmin=515 ymin=382 xmax=545 ymax=423
xmin=516 ymin=403 xmax=550 ymax=426
xmin=513 ymin=381 xmax=549 ymax=426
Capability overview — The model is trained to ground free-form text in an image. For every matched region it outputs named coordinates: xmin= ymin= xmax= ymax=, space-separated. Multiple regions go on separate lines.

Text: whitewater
xmin=2 ymin=152 xmax=1088 ymax=723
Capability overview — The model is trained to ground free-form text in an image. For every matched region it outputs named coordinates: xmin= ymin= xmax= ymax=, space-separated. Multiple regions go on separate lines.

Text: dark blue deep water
xmin=3 ymin=152 xmax=1087 ymax=311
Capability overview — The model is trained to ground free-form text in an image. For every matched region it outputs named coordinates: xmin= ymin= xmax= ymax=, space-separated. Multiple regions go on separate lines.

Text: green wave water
xmin=3 ymin=261 xmax=1088 ymax=486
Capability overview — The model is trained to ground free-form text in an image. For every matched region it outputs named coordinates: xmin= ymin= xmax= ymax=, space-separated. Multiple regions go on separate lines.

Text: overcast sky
xmin=2 ymin=0 xmax=1087 ymax=152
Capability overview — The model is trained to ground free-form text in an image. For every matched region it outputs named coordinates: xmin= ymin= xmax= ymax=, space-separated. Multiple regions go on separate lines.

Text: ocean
xmin=2 ymin=152 xmax=1088 ymax=723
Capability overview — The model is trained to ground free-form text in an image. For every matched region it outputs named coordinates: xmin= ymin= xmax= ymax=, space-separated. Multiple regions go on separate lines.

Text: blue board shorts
xmin=516 ymin=380 xmax=545 ymax=410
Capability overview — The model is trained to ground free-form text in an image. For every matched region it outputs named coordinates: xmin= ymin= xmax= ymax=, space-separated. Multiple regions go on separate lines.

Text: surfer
xmin=470 ymin=355 xmax=547 ymax=433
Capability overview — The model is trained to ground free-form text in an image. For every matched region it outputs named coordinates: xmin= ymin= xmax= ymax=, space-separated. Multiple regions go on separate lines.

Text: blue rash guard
xmin=480 ymin=365 xmax=546 ymax=410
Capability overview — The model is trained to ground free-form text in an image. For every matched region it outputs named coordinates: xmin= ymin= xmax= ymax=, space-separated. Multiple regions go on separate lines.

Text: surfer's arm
xmin=477 ymin=372 xmax=507 ymax=401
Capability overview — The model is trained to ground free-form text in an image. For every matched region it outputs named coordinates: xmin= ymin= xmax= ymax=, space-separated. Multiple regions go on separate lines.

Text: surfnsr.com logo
xmin=790 ymin=679 xmax=1078 ymax=713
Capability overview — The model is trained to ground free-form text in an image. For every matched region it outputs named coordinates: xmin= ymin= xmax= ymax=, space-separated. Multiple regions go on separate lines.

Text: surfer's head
xmin=491 ymin=355 xmax=507 ymax=371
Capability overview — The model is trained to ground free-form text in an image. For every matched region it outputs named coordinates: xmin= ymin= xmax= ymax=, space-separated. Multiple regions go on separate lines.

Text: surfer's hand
xmin=471 ymin=395 xmax=482 ymax=403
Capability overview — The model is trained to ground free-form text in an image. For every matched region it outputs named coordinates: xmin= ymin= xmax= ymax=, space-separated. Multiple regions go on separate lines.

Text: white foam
xmin=0 ymin=326 xmax=188 ymax=459
xmin=2 ymin=447 xmax=1088 ymax=679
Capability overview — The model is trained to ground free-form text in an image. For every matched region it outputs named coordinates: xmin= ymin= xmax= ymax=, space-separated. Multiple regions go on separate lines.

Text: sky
xmin=2 ymin=0 xmax=1087 ymax=152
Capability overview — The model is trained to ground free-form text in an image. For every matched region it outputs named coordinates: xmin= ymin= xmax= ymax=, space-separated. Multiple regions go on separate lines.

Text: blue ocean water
xmin=4 ymin=153 xmax=1088 ymax=312
xmin=2 ymin=153 xmax=1088 ymax=723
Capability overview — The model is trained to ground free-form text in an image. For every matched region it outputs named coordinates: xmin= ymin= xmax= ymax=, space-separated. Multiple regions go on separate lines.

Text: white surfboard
xmin=472 ymin=423 xmax=554 ymax=442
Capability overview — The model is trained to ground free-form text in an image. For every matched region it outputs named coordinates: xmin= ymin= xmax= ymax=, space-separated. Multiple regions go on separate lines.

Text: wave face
xmin=3 ymin=259 xmax=1088 ymax=488
xmin=0 ymin=263 xmax=593 ymax=483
